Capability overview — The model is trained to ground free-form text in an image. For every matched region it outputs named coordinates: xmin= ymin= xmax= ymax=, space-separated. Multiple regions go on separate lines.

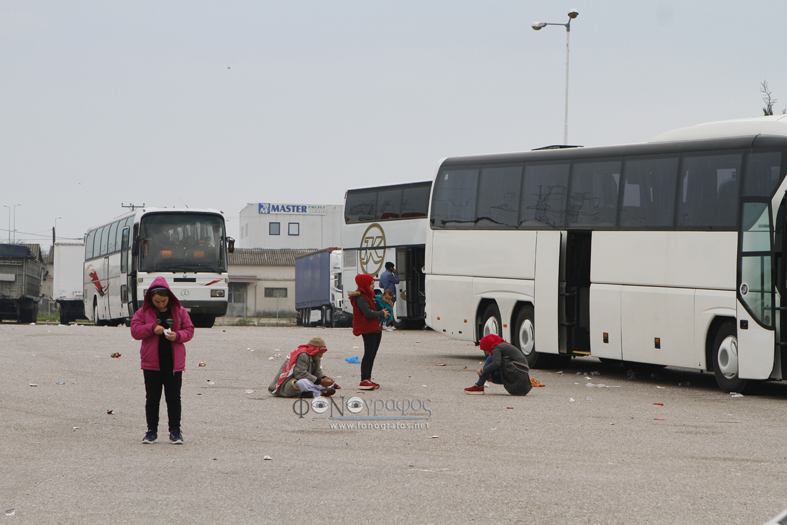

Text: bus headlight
xmin=211 ymin=290 xmax=225 ymax=298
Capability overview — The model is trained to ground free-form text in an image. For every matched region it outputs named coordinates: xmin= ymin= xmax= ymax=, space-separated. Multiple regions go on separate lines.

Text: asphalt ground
xmin=2 ymin=323 xmax=787 ymax=525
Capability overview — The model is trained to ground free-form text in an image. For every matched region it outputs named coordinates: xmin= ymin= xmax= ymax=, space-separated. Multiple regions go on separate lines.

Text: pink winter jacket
xmin=130 ymin=276 xmax=194 ymax=372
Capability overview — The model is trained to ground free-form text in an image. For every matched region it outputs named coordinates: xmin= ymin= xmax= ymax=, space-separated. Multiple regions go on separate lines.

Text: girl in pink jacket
xmin=130 ymin=276 xmax=194 ymax=444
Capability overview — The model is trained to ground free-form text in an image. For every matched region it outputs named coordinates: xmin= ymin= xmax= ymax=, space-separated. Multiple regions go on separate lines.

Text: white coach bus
xmin=84 ymin=207 xmax=234 ymax=328
xmin=426 ymin=116 xmax=787 ymax=393
xmin=342 ymin=181 xmax=431 ymax=328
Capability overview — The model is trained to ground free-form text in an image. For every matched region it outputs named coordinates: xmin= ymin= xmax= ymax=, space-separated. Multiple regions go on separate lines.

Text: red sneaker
xmin=359 ymin=380 xmax=376 ymax=390
xmin=369 ymin=380 xmax=380 ymax=389
xmin=464 ymin=384 xmax=484 ymax=395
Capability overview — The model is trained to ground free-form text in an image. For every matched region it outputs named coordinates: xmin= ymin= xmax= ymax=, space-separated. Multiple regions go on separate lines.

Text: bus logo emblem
xmin=359 ymin=223 xmax=386 ymax=276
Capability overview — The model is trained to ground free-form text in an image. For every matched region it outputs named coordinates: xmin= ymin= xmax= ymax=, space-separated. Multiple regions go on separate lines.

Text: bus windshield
xmin=138 ymin=213 xmax=227 ymax=273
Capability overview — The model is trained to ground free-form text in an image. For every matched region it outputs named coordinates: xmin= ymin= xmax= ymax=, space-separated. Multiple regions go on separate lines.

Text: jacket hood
xmin=480 ymin=334 xmax=507 ymax=354
xmin=143 ymin=276 xmax=183 ymax=311
xmin=353 ymin=273 xmax=376 ymax=305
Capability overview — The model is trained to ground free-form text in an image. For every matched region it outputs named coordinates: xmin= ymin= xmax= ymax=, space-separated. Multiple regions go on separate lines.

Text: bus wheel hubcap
xmin=483 ymin=317 xmax=499 ymax=336
xmin=717 ymin=336 xmax=738 ymax=379
xmin=518 ymin=319 xmax=535 ymax=355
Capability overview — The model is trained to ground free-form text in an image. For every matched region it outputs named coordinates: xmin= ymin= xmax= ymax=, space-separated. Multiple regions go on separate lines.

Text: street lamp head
xmin=567 ymin=9 xmax=579 ymax=19
xmin=532 ymin=22 xmax=546 ymax=30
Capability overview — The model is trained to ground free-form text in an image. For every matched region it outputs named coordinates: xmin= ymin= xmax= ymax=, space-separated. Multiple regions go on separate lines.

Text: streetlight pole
xmin=12 ymin=204 xmax=21 ymax=243
xmin=532 ymin=9 xmax=579 ymax=145
xmin=2 ymin=206 xmax=9 ymax=243
xmin=54 ymin=217 xmax=62 ymax=245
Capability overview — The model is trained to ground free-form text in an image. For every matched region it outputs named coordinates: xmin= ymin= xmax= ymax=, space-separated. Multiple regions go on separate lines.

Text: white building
xmin=238 ymin=203 xmax=343 ymax=249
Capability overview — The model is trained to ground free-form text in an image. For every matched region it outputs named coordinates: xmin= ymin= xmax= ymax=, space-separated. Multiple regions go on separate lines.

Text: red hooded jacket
xmin=130 ymin=276 xmax=195 ymax=372
xmin=350 ymin=273 xmax=383 ymax=336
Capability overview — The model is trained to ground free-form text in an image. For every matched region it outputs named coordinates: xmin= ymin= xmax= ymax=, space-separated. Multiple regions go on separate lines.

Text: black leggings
xmin=143 ymin=370 xmax=182 ymax=432
xmin=360 ymin=331 xmax=383 ymax=381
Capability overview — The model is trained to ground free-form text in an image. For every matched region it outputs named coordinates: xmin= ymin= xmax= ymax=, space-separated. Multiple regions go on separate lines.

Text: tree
xmin=760 ymin=80 xmax=785 ymax=115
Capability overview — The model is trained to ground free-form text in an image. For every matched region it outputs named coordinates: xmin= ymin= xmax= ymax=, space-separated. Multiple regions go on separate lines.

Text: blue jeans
xmin=476 ymin=355 xmax=503 ymax=387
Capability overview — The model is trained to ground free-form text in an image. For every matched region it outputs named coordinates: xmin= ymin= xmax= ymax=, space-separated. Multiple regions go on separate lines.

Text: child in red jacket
xmin=130 ymin=276 xmax=194 ymax=444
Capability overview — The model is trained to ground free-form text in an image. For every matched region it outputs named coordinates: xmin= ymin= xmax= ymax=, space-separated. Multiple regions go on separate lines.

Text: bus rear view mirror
xmin=227 ymin=237 xmax=235 ymax=253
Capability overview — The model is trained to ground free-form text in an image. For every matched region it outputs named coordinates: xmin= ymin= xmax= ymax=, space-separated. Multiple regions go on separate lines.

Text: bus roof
xmin=650 ymin=115 xmax=787 ymax=143
xmin=346 ymin=181 xmax=431 ymax=193
xmin=438 ymin=117 xmax=787 ymax=168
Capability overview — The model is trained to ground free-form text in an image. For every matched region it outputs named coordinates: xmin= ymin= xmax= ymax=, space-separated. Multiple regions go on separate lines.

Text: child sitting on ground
xmin=374 ymin=288 xmax=396 ymax=331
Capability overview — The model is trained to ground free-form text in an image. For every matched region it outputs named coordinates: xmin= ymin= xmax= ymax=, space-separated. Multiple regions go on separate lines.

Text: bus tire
xmin=712 ymin=321 xmax=754 ymax=393
xmin=94 ymin=303 xmax=105 ymax=327
xmin=192 ymin=315 xmax=215 ymax=328
xmin=480 ymin=304 xmax=502 ymax=343
xmin=512 ymin=306 xmax=538 ymax=366
xmin=512 ymin=305 xmax=569 ymax=369
xmin=20 ymin=307 xmax=34 ymax=324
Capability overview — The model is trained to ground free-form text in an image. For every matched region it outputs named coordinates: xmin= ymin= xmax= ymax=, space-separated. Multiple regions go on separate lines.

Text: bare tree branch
xmin=761 ymin=80 xmax=776 ymax=116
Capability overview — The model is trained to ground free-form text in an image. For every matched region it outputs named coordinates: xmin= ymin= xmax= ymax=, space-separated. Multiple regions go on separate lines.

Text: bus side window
xmin=85 ymin=231 xmax=95 ymax=260
xmin=620 ymin=156 xmax=678 ymax=228
xmin=744 ymin=150 xmax=782 ymax=198
xmin=678 ymin=152 xmax=742 ymax=229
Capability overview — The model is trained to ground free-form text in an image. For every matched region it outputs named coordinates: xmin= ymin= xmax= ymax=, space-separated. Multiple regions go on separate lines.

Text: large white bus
xmin=342 ymin=181 xmax=431 ymax=328
xmin=84 ymin=207 xmax=234 ymax=328
xmin=426 ymin=116 xmax=787 ymax=393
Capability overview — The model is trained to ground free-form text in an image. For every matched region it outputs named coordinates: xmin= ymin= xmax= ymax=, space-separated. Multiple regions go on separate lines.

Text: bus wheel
xmin=512 ymin=305 xmax=568 ymax=369
xmin=481 ymin=304 xmax=502 ymax=342
xmin=513 ymin=305 xmax=548 ymax=368
xmin=712 ymin=322 xmax=750 ymax=393
xmin=93 ymin=303 xmax=105 ymax=327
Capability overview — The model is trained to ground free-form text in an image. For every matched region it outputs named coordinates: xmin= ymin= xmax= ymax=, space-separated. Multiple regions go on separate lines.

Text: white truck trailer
xmin=53 ymin=243 xmax=85 ymax=325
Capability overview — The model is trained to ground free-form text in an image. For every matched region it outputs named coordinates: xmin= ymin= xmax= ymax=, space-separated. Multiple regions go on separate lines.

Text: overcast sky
xmin=2 ymin=1 xmax=786 ymax=245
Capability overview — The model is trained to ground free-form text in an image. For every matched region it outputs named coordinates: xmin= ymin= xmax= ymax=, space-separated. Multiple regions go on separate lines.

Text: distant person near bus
xmin=379 ymin=262 xmax=399 ymax=301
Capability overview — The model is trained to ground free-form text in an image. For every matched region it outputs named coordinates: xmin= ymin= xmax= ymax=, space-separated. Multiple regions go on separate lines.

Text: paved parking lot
xmin=2 ymin=323 xmax=787 ymax=524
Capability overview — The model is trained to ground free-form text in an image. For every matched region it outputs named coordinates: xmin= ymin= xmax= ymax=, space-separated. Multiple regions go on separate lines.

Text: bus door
xmin=396 ymin=246 xmax=426 ymax=323
xmin=737 ymin=199 xmax=776 ymax=380
xmin=534 ymin=231 xmax=561 ymax=353
xmin=120 ymin=226 xmax=130 ymax=319
xmin=102 ymin=255 xmax=111 ymax=320
xmin=560 ymin=231 xmax=591 ymax=354
xmin=778 ymin=200 xmax=787 ymax=379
